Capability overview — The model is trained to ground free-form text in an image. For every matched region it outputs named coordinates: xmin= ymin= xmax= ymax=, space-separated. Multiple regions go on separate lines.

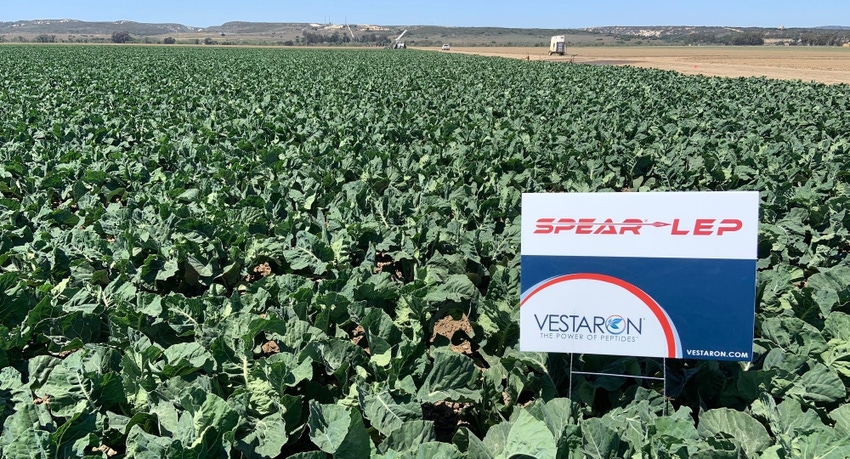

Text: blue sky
xmin=3 ymin=1 xmax=848 ymax=29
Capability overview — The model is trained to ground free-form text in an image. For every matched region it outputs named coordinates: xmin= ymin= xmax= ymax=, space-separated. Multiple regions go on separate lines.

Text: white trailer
xmin=549 ymin=35 xmax=566 ymax=56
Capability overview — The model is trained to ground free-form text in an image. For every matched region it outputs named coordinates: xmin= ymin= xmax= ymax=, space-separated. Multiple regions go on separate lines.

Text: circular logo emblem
xmin=606 ymin=315 xmax=626 ymax=334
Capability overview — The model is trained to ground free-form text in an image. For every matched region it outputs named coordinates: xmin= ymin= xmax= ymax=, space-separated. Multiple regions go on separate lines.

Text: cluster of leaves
xmin=0 ymin=45 xmax=849 ymax=457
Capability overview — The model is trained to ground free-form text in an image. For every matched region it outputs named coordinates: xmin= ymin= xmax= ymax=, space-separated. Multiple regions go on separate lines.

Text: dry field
xmin=440 ymin=46 xmax=850 ymax=85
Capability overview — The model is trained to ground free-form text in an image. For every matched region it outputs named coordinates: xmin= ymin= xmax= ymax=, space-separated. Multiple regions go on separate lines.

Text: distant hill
xmin=0 ymin=19 xmax=605 ymax=46
xmin=0 ymin=19 xmax=197 ymax=36
xmin=584 ymin=25 xmax=848 ymax=38
xmin=0 ymin=19 xmax=847 ymax=47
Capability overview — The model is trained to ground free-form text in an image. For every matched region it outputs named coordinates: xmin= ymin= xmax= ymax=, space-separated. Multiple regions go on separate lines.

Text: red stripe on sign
xmin=520 ymin=273 xmax=677 ymax=358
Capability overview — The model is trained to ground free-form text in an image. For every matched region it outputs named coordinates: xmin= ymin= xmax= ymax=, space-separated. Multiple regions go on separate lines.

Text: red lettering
xmin=575 ymin=218 xmax=595 ymax=234
xmin=693 ymin=219 xmax=715 ymax=236
xmin=620 ymin=219 xmax=643 ymax=235
xmin=717 ymin=219 xmax=742 ymax=236
xmin=671 ymin=219 xmax=689 ymax=235
xmin=553 ymin=218 xmax=576 ymax=234
xmin=594 ymin=218 xmax=618 ymax=235
xmin=534 ymin=218 xmax=555 ymax=234
xmin=533 ymin=217 xmax=739 ymax=236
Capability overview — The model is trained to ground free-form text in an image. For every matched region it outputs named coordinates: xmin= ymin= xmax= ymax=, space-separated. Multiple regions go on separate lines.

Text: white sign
xmin=520 ymin=191 xmax=759 ymax=361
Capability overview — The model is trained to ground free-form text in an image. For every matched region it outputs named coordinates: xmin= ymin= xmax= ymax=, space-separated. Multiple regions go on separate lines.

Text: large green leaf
xmin=193 ymin=393 xmax=240 ymax=444
xmin=832 ymin=404 xmax=850 ymax=436
xmin=417 ymin=351 xmax=482 ymax=403
xmin=581 ymin=418 xmax=620 ymax=459
xmin=794 ymin=430 xmax=850 ymax=459
xmin=33 ymin=346 xmax=124 ymax=418
xmin=761 ymin=317 xmax=828 ymax=357
xmin=754 ymin=396 xmax=826 ymax=439
xmin=412 ymin=441 xmax=464 ymax=459
xmin=51 ymin=410 xmax=98 ymax=458
xmin=535 ymin=397 xmax=577 ymax=440
xmin=452 ymin=427 xmax=494 ymax=459
xmin=423 ymin=274 xmax=479 ymax=303
xmin=823 ymin=312 xmax=850 ymax=341
xmin=697 ymin=408 xmax=772 ymax=457
xmin=357 ymin=386 xmax=420 ymax=437
xmin=0 ymin=367 xmax=29 ymax=428
xmin=652 ymin=412 xmax=701 ymax=457
xmin=0 ymin=403 xmax=53 ymax=459
xmin=126 ymin=424 xmax=176 ymax=458
xmin=482 ymin=422 xmax=512 ymax=458
xmin=787 ymin=362 xmax=846 ymax=404
xmin=805 ymin=266 xmax=850 ymax=316
xmin=503 ymin=410 xmax=557 ymax=459
xmin=162 ymin=342 xmax=216 ymax=378
xmin=380 ymin=420 xmax=436 ymax=454
xmin=283 ymin=231 xmax=335 ymax=275
xmin=235 ymin=412 xmax=288 ymax=459
xmin=307 ymin=402 xmax=370 ymax=459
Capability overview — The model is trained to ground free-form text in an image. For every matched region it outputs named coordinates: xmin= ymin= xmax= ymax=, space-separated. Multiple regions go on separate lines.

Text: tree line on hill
xmin=680 ymin=30 xmax=849 ymax=46
xmin=300 ymin=31 xmax=391 ymax=45
xmin=683 ymin=32 xmax=766 ymax=45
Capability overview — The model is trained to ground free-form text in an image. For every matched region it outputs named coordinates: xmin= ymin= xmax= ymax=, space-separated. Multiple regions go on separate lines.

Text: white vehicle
xmin=549 ymin=35 xmax=566 ymax=56
xmin=441 ymin=44 xmax=451 ymax=51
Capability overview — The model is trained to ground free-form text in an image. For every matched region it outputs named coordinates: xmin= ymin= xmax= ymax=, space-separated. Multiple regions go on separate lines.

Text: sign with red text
xmin=520 ymin=191 xmax=759 ymax=361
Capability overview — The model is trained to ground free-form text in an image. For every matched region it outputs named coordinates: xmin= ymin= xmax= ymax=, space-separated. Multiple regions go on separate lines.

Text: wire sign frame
xmin=568 ymin=354 xmax=669 ymax=416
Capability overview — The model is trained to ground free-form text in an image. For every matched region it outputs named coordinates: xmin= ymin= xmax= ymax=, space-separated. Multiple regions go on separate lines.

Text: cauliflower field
xmin=1 ymin=45 xmax=850 ymax=458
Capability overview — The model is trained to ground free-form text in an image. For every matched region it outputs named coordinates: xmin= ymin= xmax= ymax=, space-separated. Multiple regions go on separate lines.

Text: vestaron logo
xmin=533 ymin=218 xmax=743 ymax=236
xmin=606 ymin=315 xmax=626 ymax=334
xmin=531 ymin=313 xmax=643 ymax=336
xmin=520 ymin=273 xmax=683 ymax=358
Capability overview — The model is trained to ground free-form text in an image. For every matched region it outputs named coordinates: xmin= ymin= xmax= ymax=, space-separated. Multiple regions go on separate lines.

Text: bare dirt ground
xmin=441 ymin=46 xmax=850 ymax=85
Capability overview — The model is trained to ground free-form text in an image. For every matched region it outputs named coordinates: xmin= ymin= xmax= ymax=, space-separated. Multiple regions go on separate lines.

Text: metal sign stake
xmin=568 ymin=355 xmax=669 ymax=416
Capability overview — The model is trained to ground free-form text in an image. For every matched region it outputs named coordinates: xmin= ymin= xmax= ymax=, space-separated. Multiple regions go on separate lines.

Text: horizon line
xmin=3 ymin=18 xmax=848 ymax=30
